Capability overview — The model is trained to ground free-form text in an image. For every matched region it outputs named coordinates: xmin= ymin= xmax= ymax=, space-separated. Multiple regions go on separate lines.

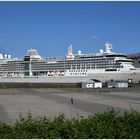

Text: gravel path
xmin=0 ymin=88 xmax=139 ymax=123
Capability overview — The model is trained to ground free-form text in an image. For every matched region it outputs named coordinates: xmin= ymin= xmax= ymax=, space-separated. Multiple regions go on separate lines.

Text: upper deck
xmin=0 ymin=42 xmax=132 ymax=64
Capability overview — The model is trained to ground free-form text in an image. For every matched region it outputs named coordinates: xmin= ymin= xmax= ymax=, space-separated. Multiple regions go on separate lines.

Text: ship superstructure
xmin=0 ymin=43 xmax=140 ymax=83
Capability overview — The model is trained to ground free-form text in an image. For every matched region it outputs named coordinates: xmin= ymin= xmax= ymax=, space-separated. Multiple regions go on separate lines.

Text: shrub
xmin=0 ymin=109 xmax=139 ymax=139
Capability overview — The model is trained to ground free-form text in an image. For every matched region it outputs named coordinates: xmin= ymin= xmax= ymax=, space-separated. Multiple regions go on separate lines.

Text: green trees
xmin=0 ymin=109 xmax=140 ymax=139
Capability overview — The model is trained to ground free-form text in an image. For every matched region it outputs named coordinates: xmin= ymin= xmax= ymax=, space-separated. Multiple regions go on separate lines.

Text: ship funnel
xmin=27 ymin=48 xmax=42 ymax=60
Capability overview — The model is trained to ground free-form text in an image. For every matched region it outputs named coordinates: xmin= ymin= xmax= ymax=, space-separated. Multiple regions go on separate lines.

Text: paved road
xmin=0 ymin=88 xmax=140 ymax=123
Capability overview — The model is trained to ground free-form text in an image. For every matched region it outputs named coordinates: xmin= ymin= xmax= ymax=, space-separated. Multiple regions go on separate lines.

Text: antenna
xmin=66 ymin=44 xmax=75 ymax=60
xmin=105 ymin=42 xmax=112 ymax=53
xmin=68 ymin=44 xmax=73 ymax=56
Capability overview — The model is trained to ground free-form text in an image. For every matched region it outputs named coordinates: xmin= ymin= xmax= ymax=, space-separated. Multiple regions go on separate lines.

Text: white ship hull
xmin=1 ymin=69 xmax=140 ymax=83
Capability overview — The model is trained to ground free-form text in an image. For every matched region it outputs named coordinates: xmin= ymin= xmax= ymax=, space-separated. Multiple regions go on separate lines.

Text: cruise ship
xmin=0 ymin=43 xmax=140 ymax=84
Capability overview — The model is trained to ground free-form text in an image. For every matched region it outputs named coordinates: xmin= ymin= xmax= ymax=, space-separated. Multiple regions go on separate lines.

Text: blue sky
xmin=0 ymin=1 xmax=140 ymax=58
